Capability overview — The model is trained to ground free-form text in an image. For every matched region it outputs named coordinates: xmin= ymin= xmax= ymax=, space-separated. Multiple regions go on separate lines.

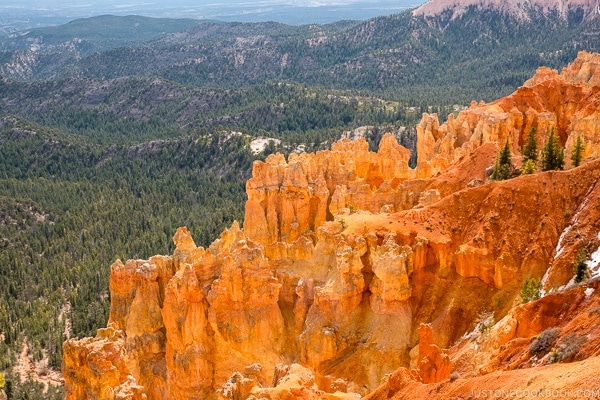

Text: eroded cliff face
xmin=64 ymin=51 xmax=600 ymax=399
xmin=416 ymin=50 xmax=600 ymax=178
xmin=365 ymin=279 xmax=600 ymax=400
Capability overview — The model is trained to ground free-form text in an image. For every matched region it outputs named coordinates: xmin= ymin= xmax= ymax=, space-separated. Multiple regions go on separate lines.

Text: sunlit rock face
xmin=64 ymin=51 xmax=600 ymax=400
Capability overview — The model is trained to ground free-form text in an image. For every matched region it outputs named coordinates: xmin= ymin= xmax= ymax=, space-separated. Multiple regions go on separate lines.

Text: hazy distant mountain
xmin=2 ymin=7 xmax=599 ymax=103
xmin=0 ymin=15 xmax=200 ymax=53
xmin=0 ymin=0 xmax=424 ymax=34
xmin=414 ymin=0 xmax=600 ymax=20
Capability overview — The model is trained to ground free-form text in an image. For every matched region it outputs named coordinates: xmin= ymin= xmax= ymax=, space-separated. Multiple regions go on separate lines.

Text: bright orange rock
xmin=63 ymin=325 xmax=147 ymax=400
xmin=416 ymin=324 xmax=452 ymax=384
xmin=244 ymin=134 xmax=416 ymax=247
xmin=64 ymin=52 xmax=600 ymax=400
xmin=416 ymin=51 xmax=600 ymax=177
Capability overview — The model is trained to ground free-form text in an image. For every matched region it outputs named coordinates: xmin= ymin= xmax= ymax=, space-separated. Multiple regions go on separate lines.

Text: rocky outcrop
xmin=365 ymin=279 xmax=600 ymax=400
xmin=62 ymin=325 xmax=147 ymax=400
xmin=64 ymin=52 xmax=600 ymax=399
xmin=361 ymin=324 xmax=452 ymax=399
xmin=244 ymin=134 xmax=415 ymax=247
xmin=416 ymin=50 xmax=600 ymax=177
xmin=216 ymin=363 xmax=361 ymax=400
xmin=416 ymin=324 xmax=452 ymax=384
xmin=65 ymin=224 xmax=287 ymax=399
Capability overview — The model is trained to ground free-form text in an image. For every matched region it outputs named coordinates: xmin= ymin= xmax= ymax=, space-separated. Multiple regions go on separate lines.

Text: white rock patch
xmin=588 ymin=241 xmax=600 ymax=280
xmin=250 ymin=137 xmax=281 ymax=155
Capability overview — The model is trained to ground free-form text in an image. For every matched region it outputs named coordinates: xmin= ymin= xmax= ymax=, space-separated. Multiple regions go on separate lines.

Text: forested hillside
xmin=0 ymin=15 xmax=201 ymax=53
xmin=0 ymin=116 xmax=249 ymax=398
xmin=0 ymin=79 xmax=421 ymax=145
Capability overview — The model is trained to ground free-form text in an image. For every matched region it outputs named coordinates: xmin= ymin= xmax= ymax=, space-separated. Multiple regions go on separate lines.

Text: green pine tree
xmin=520 ymin=278 xmax=542 ymax=303
xmin=491 ymin=140 xmax=512 ymax=181
xmin=574 ymin=248 xmax=588 ymax=283
xmin=571 ymin=135 xmax=585 ymax=168
xmin=523 ymin=127 xmax=538 ymax=163
xmin=541 ymin=128 xmax=565 ymax=171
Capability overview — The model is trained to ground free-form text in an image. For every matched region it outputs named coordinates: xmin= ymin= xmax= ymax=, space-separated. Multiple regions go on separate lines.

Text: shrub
xmin=520 ymin=278 xmax=542 ymax=303
xmin=522 ymin=159 xmax=536 ymax=175
xmin=550 ymin=349 xmax=559 ymax=363
xmin=476 ymin=310 xmax=495 ymax=334
xmin=551 ymin=333 xmax=586 ymax=363
xmin=529 ymin=327 xmax=559 ymax=355
xmin=450 ymin=372 xmax=460 ymax=382
xmin=574 ymin=248 xmax=588 ymax=284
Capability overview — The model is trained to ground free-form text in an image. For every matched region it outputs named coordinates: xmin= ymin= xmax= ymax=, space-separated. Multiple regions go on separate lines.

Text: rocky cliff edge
xmin=63 ymin=51 xmax=600 ymax=399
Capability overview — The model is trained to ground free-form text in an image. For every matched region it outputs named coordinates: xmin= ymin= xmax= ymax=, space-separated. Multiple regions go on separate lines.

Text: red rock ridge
xmin=63 ymin=51 xmax=600 ymax=400
xmin=416 ymin=50 xmax=600 ymax=178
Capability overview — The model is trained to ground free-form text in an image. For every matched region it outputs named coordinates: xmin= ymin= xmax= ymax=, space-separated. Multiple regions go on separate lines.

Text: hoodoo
xmin=64 ymin=51 xmax=600 ymax=399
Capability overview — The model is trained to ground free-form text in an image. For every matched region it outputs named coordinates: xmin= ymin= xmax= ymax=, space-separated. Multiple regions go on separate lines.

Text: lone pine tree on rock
xmin=491 ymin=140 xmax=512 ymax=180
xmin=571 ymin=135 xmax=585 ymax=168
xmin=523 ymin=127 xmax=538 ymax=163
xmin=541 ymin=128 xmax=564 ymax=171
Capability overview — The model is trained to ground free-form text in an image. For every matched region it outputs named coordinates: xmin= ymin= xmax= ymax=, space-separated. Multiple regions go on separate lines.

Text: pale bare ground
xmin=59 ymin=302 xmax=72 ymax=340
xmin=13 ymin=339 xmax=63 ymax=393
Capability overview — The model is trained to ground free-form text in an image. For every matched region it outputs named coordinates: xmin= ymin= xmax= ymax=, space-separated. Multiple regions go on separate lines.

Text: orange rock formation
xmin=416 ymin=50 xmax=600 ymax=178
xmin=365 ymin=280 xmax=600 ymax=400
xmin=63 ymin=51 xmax=600 ymax=399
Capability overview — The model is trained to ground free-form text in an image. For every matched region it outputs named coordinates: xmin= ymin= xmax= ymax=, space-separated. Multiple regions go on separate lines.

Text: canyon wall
xmin=64 ymin=51 xmax=600 ymax=399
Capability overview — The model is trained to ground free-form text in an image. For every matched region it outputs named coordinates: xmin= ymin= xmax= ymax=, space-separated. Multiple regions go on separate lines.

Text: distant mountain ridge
xmin=0 ymin=15 xmax=200 ymax=54
xmin=1 ymin=5 xmax=600 ymax=102
xmin=414 ymin=0 xmax=600 ymax=20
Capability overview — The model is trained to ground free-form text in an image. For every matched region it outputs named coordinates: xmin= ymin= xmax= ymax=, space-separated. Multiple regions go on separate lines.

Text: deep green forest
xmin=0 ymin=119 xmax=253 ymax=399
